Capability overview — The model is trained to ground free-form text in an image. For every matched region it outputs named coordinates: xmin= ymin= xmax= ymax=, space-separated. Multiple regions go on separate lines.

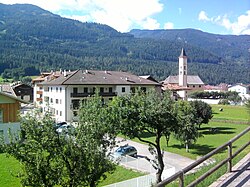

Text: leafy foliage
xmin=190 ymin=100 xmax=213 ymax=127
xmin=174 ymin=101 xmax=200 ymax=152
xmin=5 ymin=111 xmax=115 ymax=187
xmin=109 ymin=89 xmax=178 ymax=183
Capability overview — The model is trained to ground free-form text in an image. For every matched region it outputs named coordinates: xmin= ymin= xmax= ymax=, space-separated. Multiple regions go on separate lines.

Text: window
xmin=56 ymin=110 xmax=58 ymax=115
xmin=56 ymin=87 xmax=58 ymax=92
xmin=93 ymin=87 xmax=96 ymax=93
xmin=39 ymin=87 xmax=42 ymax=90
xmin=193 ymin=85 xmax=195 ymax=88
xmin=60 ymin=87 xmax=62 ymax=92
xmin=131 ymin=87 xmax=135 ymax=93
xmin=60 ymin=111 xmax=62 ymax=116
xmin=109 ymin=87 xmax=113 ymax=93
xmin=60 ymin=99 xmax=62 ymax=104
xmin=141 ymin=87 xmax=147 ymax=92
xmin=183 ymin=71 xmax=186 ymax=75
xmin=50 ymin=87 xmax=53 ymax=92
xmin=73 ymin=87 xmax=78 ymax=94
xmin=73 ymin=111 xmax=78 ymax=117
xmin=122 ymin=87 xmax=126 ymax=92
xmin=100 ymin=87 xmax=104 ymax=93
xmin=72 ymin=100 xmax=80 ymax=110
xmin=84 ymin=87 xmax=88 ymax=93
xmin=199 ymin=85 xmax=201 ymax=88
xmin=184 ymin=66 xmax=186 ymax=70
xmin=56 ymin=99 xmax=59 ymax=104
xmin=50 ymin=98 xmax=53 ymax=103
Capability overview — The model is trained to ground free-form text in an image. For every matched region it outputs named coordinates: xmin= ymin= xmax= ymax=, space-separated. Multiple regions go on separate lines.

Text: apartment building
xmin=34 ymin=70 xmax=160 ymax=122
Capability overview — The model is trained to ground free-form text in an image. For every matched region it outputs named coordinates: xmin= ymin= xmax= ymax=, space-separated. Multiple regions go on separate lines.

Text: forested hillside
xmin=0 ymin=3 xmax=249 ymax=84
xmin=129 ymin=29 xmax=250 ymax=66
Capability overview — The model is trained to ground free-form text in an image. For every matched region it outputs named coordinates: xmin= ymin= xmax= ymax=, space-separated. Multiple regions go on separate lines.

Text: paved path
xmin=115 ymin=137 xmax=195 ymax=174
xmin=209 ymin=153 xmax=250 ymax=187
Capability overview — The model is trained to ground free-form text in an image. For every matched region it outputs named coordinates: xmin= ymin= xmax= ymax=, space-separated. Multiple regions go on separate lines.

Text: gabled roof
xmin=40 ymin=70 xmax=160 ymax=86
xmin=162 ymin=75 xmax=204 ymax=85
xmin=139 ymin=75 xmax=159 ymax=83
xmin=0 ymin=84 xmax=16 ymax=96
xmin=0 ymin=92 xmax=28 ymax=104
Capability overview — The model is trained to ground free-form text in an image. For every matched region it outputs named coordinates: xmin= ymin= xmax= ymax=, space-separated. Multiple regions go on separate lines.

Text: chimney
xmin=63 ymin=70 xmax=67 ymax=77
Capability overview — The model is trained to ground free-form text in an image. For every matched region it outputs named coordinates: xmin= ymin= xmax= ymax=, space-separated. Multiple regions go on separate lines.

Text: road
xmin=115 ymin=137 xmax=195 ymax=175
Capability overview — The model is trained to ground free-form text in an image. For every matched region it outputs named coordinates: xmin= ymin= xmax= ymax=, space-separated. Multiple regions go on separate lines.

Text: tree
xmin=109 ymin=89 xmax=178 ymax=183
xmin=189 ymin=100 xmax=213 ymax=128
xmin=174 ymin=101 xmax=200 ymax=152
xmin=78 ymin=93 xmax=116 ymax=187
xmin=5 ymin=109 xmax=115 ymax=187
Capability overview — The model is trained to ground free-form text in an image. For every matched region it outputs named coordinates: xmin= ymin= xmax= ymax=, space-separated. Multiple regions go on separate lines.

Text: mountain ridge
xmin=0 ymin=3 xmax=249 ymax=84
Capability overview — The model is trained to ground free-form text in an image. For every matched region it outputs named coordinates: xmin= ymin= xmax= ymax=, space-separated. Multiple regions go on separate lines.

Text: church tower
xmin=179 ymin=48 xmax=187 ymax=87
xmin=178 ymin=48 xmax=188 ymax=100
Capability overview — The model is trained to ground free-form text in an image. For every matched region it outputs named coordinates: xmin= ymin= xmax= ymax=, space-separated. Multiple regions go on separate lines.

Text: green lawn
xmin=0 ymin=154 xmax=21 ymax=187
xmin=98 ymin=166 xmax=144 ymax=186
xmin=211 ymin=104 xmax=249 ymax=122
xmin=0 ymin=153 xmax=144 ymax=187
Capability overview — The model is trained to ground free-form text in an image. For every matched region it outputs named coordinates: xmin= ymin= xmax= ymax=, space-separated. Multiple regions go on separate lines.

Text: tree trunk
xmin=185 ymin=143 xmax=189 ymax=152
xmin=155 ymin=133 xmax=164 ymax=184
xmin=90 ymin=180 xmax=96 ymax=187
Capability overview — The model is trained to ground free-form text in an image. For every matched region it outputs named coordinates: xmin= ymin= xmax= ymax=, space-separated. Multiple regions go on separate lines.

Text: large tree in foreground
xmin=5 ymin=109 xmax=115 ymax=187
xmin=109 ymin=89 xmax=178 ymax=183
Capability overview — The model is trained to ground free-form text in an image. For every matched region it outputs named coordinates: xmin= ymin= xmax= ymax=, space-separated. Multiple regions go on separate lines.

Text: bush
xmin=218 ymin=99 xmax=230 ymax=105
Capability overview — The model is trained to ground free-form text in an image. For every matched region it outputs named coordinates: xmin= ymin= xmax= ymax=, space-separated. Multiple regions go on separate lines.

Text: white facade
xmin=228 ymin=84 xmax=250 ymax=100
xmin=178 ymin=56 xmax=187 ymax=87
xmin=178 ymin=49 xmax=188 ymax=100
xmin=41 ymin=84 xmax=155 ymax=123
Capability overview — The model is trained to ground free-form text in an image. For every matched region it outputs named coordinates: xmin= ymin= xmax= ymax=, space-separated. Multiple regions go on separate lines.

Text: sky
xmin=0 ymin=0 xmax=250 ymax=35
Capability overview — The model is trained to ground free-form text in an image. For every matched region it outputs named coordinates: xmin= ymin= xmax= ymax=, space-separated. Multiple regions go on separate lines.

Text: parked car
xmin=113 ymin=144 xmax=137 ymax=160
xmin=56 ymin=124 xmax=75 ymax=134
xmin=53 ymin=122 xmax=67 ymax=130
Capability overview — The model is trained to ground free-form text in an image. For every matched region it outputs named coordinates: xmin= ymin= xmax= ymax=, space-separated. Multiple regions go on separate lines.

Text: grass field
xmin=211 ymin=104 xmax=249 ymax=122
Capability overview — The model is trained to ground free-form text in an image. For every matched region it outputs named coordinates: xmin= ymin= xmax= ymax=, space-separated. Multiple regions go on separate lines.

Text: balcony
xmin=36 ymin=91 xmax=43 ymax=94
xmin=36 ymin=98 xmax=43 ymax=101
xmin=71 ymin=92 xmax=117 ymax=98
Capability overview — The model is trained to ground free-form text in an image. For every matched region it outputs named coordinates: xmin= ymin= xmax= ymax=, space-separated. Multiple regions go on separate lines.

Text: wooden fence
xmin=155 ymin=126 xmax=250 ymax=187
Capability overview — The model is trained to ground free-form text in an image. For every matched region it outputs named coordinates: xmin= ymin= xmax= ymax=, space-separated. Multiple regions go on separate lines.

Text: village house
xmin=33 ymin=70 xmax=160 ymax=122
xmin=228 ymin=83 xmax=250 ymax=100
xmin=0 ymin=90 xmax=28 ymax=143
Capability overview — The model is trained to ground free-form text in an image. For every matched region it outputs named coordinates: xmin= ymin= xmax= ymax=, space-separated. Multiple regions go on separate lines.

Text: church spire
xmin=179 ymin=48 xmax=187 ymax=58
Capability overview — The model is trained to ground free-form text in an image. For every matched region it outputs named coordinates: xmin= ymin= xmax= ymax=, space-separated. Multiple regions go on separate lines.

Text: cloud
xmin=198 ymin=10 xmax=250 ymax=35
xmin=198 ymin=11 xmax=210 ymax=21
xmin=141 ymin=18 xmax=160 ymax=30
xmin=164 ymin=22 xmax=174 ymax=29
xmin=0 ymin=0 xmax=164 ymax=32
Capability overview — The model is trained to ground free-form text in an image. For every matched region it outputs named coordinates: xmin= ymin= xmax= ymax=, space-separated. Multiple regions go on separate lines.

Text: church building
xmin=162 ymin=48 xmax=204 ymax=100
